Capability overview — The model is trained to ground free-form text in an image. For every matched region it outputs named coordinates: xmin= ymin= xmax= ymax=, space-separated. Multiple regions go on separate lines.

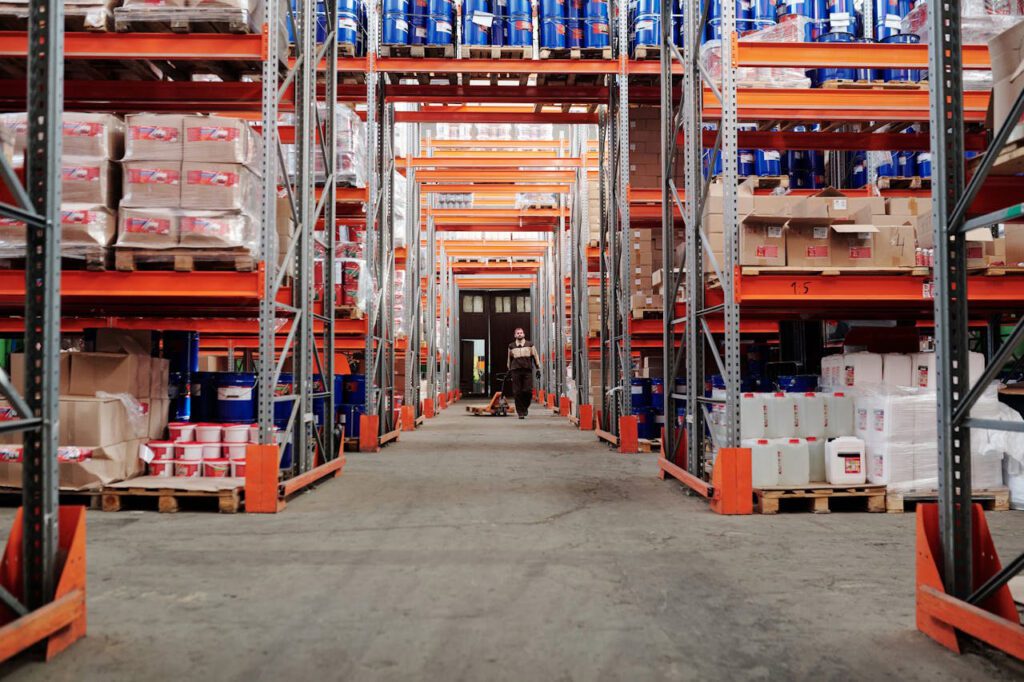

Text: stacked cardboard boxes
xmin=0 ymin=331 xmax=170 ymax=490
xmin=628 ymin=106 xmax=685 ymax=189
xmin=630 ymin=229 xmax=664 ymax=313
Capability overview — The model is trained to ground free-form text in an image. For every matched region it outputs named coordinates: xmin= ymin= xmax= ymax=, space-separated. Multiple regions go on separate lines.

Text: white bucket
xmin=742 ymin=438 xmax=780 ymax=488
xmin=176 ymin=442 xmax=204 ymax=461
xmin=195 ymin=423 xmax=223 ymax=443
xmin=149 ymin=459 xmax=174 ymax=477
xmin=795 ymin=393 xmax=825 ymax=438
xmin=825 ymin=392 xmax=854 ymax=438
xmin=201 ymin=443 xmax=223 ymax=460
xmin=168 ymin=422 xmax=194 ymax=442
xmin=249 ymin=424 xmax=259 ymax=444
xmin=825 ymin=436 xmax=866 ymax=484
xmin=224 ymin=443 xmax=248 ymax=460
xmin=772 ymin=437 xmax=810 ymax=486
xmin=173 ymin=459 xmax=202 ymax=478
xmin=203 ymin=458 xmax=231 ymax=478
xmin=222 ymin=424 xmax=250 ymax=444
xmin=805 ymin=436 xmax=826 ymax=482
xmin=231 ymin=459 xmax=247 ymax=477
xmin=148 ymin=441 xmax=175 ymax=460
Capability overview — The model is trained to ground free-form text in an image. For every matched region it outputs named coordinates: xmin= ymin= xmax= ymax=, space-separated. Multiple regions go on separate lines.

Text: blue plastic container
xmin=408 ymin=0 xmax=428 ymax=17
xmin=651 ymin=378 xmax=665 ymax=411
xmin=566 ymin=0 xmax=584 ymax=20
xmin=738 ymin=149 xmax=755 ymax=176
xmin=777 ymin=375 xmax=818 ymax=392
xmin=894 ymin=150 xmax=916 ymax=177
xmin=339 ymin=403 xmax=365 ymax=438
xmin=190 ymin=372 xmax=217 ymax=422
xmin=429 ymin=0 xmax=455 ymax=16
xmin=427 ymin=14 xmax=454 ymax=44
xmin=635 ymin=0 xmax=661 ymax=13
xmin=216 ymin=372 xmax=256 ymax=423
xmin=540 ymin=0 xmax=567 ymax=19
xmin=463 ymin=9 xmax=493 ymax=45
xmin=584 ymin=18 xmax=610 ymax=48
xmin=705 ymin=18 xmax=724 ymax=42
xmin=541 ymin=17 xmax=567 ymax=48
xmin=874 ymin=0 xmax=903 ymax=41
xmin=814 ymin=31 xmax=857 ymax=85
xmin=585 ymin=0 xmax=609 ymax=20
xmin=673 ymin=14 xmax=685 ymax=47
xmin=342 ymin=375 xmax=366 ymax=405
xmin=566 ymin=19 xmax=583 ymax=47
xmin=881 ymin=33 xmax=921 ymax=82
xmin=506 ymin=0 xmax=531 ymax=15
xmin=756 ymin=149 xmax=781 ymax=176
xmin=507 ymin=13 xmax=533 ymax=46
xmin=338 ymin=9 xmax=361 ymax=48
xmin=490 ymin=13 xmax=505 ymax=45
xmin=703 ymin=0 xmax=721 ymax=20
xmin=383 ymin=12 xmax=409 ymax=44
xmin=631 ymin=378 xmax=652 ymax=409
xmin=752 ymin=0 xmax=777 ymax=22
xmin=636 ymin=409 xmax=657 ymax=440
xmin=876 ymin=154 xmax=896 ymax=177
xmin=409 ymin=15 xmax=427 ymax=44
xmin=917 ymin=152 xmax=932 ymax=178
xmin=384 ymin=0 xmax=409 ymax=11
xmin=825 ymin=0 xmax=855 ymax=33
xmin=164 ymin=331 xmax=199 ymax=375
xmin=633 ymin=13 xmax=660 ymax=47
xmin=849 ymin=151 xmax=867 ymax=187
xmin=273 ymin=372 xmax=295 ymax=427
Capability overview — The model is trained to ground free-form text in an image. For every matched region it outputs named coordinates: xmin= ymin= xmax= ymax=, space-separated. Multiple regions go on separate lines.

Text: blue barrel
xmin=636 ymin=409 xmax=656 ymax=440
xmin=428 ymin=14 xmax=454 ymax=44
xmin=825 ymin=0 xmax=855 ymax=33
xmin=274 ymin=372 xmax=294 ymax=427
xmin=338 ymin=9 xmax=361 ymax=47
xmin=191 ymin=372 xmax=218 ymax=422
xmin=636 ymin=0 xmax=661 ymax=13
xmin=876 ymin=154 xmax=896 ymax=177
xmin=706 ymin=18 xmax=724 ymax=42
xmin=463 ymin=8 xmax=493 ymax=45
xmin=408 ymin=0 xmax=428 ymax=17
xmin=567 ymin=0 xmax=584 ymax=20
xmin=384 ymin=0 xmax=409 ymax=11
xmin=673 ymin=14 xmax=685 ymax=47
xmin=584 ymin=18 xmax=610 ymax=48
xmin=651 ymin=378 xmax=665 ymax=411
xmin=634 ymin=13 xmax=660 ymax=47
xmin=881 ymin=33 xmax=921 ymax=82
xmin=917 ymin=152 xmax=932 ymax=178
xmin=674 ymin=377 xmax=686 ymax=397
xmin=429 ymin=0 xmax=454 ymax=16
xmin=777 ymin=375 xmax=819 ymax=392
xmin=541 ymin=17 xmax=567 ymax=48
xmin=752 ymin=0 xmax=777 ymax=22
xmin=813 ymin=32 xmax=857 ymax=85
xmin=339 ymin=403 xmax=365 ymax=438
xmin=217 ymin=372 xmax=256 ymax=423
xmin=756 ymin=149 xmax=781 ymax=176
xmin=585 ymin=0 xmax=609 ymax=19
xmin=278 ymin=439 xmax=294 ymax=470
xmin=810 ymin=151 xmax=826 ymax=188
xmin=342 ymin=374 xmax=366 ymax=404
xmin=540 ymin=0 xmax=566 ymax=19
xmin=566 ymin=19 xmax=583 ymax=47
xmin=506 ymin=0 xmax=531 ymax=14
xmin=631 ymin=378 xmax=652 ymax=409
xmin=849 ymin=151 xmax=867 ymax=187
xmin=164 ymin=331 xmax=199 ymax=374
xmin=703 ymin=0 xmax=721 ymax=20
xmin=738 ymin=149 xmax=755 ymax=176
xmin=491 ymin=13 xmax=505 ymax=45
xmin=312 ymin=375 xmax=327 ymax=429
xmin=409 ymin=15 xmax=427 ymax=44
xmin=894 ymin=150 xmax=916 ymax=177
xmin=169 ymin=371 xmax=191 ymax=422
xmin=874 ymin=0 xmax=902 ymax=41
xmin=507 ymin=13 xmax=533 ymax=46
xmin=383 ymin=13 xmax=409 ymax=44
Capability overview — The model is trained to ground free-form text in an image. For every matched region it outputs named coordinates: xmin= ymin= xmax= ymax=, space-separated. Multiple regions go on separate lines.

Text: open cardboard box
xmin=988 ymin=20 xmax=1024 ymax=145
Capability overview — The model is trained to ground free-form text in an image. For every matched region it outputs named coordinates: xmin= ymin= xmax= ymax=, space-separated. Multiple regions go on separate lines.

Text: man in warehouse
xmin=507 ymin=327 xmax=541 ymax=419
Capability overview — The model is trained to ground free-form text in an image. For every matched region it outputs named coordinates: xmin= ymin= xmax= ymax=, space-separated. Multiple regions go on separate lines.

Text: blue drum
xmin=849 ymin=151 xmax=867 ymax=187
xmin=428 ymin=14 xmax=454 ymax=45
xmin=216 ymin=372 xmax=256 ymax=424
xmin=490 ymin=13 xmax=505 ymax=45
xmin=651 ymin=378 xmax=665 ymax=411
xmin=756 ymin=149 xmax=781 ymax=176
xmin=813 ymin=31 xmax=857 ymax=85
xmin=876 ymin=154 xmax=896 ymax=177
xmin=541 ymin=17 xmax=567 ymax=48
xmin=507 ymin=13 xmax=533 ymax=46
xmin=634 ymin=14 xmax=660 ymax=47
xmin=540 ymin=0 xmax=567 ymax=19
xmin=567 ymin=19 xmax=584 ymax=47
xmin=631 ymin=378 xmax=652 ymax=409
xmin=825 ymin=0 xmax=855 ymax=33
xmin=463 ymin=9 xmax=493 ymax=45
xmin=383 ymin=12 xmax=409 ymax=45
xmin=408 ymin=0 xmax=428 ymax=17
xmin=874 ymin=0 xmax=902 ymax=41
xmin=584 ymin=18 xmax=610 ymax=48
xmin=384 ymin=0 xmax=409 ymax=11
xmin=409 ymin=15 xmax=428 ymax=44
xmin=738 ymin=149 xmax=756 ymax=176
xmin=585 ymin=0 xmax=610 ymax=20
xmin=338 ymin=8 xmax=361 ymax=48
xmin=880 ymin=33 xmax=921 ymax=83
xmin=635 ymin=0 xmax=662 ymax=13
xmin=894 ymin=150 xmax=916 ymax=177
xmin=190 ymin=372 xmax=218 ymax=422
xmin=917 ymin=152 xmax=932 ymax=178
xmin=752 ymin=0 xmax=777 ymax=22
xmin=428 ymin=0 xmax=454 ymax=15
xmin=566 ymin=0 xmax=585 ymax=20
xmin=506 ymin=0 xmax=531 ymax=14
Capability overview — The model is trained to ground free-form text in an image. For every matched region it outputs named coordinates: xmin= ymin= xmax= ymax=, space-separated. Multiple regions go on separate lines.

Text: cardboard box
xmin=198 ymin=355 xmax=230 ymax=372
xmin=786 ymin=221 xmax=833 ymax=267
xmin=68 ymin=352 xmax=151 ymax=398
xmin=988 ymin=20 xmax=1024 ymax=145
xmin=148 ymin=398 xmax=170 ymax=440
xmin=62 ymin=112 xmax=124 ymax=159
xmin=62 ymin=158 xmax=117 ymax=207
xmin=887 ymin=196 xmax=932 ymax=217
xmin=806 ymin=188 xmax=886 ymax=220
xmin=179 ymin=210 xmax=252 ymax=250
xmin=181 ymin=162 xmax=257 ymax=212
xmin=0 ymin=440 xmax=144 ymax=491
xmin=965 ymin=227 xmax=1007 ymax=268
xmin=94 ymin=329 xmax=155 ymax=354
xmin=829 ymin=224 xmax=879 ymax=267
xmin=706 ymin=178 xmax=757 ymax=216
xmin=117 ymin=207 xmax=179 ymax=249
xmin=750 ymin=193 xmax=797 ymax=217
xmin=740 ymin=215 xmax=787 ymax=266
xmin=59 ymin=395 xmax=147 ymax=446
xmin=124 ymin=113 xmax=185 ymax=161
xmin=871 ymin=216 xmax=918 ymax=267
xmin=122 ymin=161 xmax=182 ymax=208
xmin=631 ymin=293 xmax=663 ymax=309
xmin=61 ymin=204 xmax=116 ymax=247
xmin=183 ymin=115 xmax=261 ymax=168
xmin=1005 ymin=228 xmax=1024 ymax=266
xmin=10 ymin=352 xmax=71 ymax=395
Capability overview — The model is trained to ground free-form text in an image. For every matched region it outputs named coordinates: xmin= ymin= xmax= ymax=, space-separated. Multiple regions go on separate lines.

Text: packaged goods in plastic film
xmin=0 ymin=111 xmax=123 ymax=159
xmin=516 ymin=192 xmax=558 ymax=209
xmin=0 ymin=204 xmax=116 ymax=256
xmin=179 ymin=211 xmax=252 ymax=250
xmin=122 ymin=161 xmax=182 ymax=207
xmin=183 ymin=115 xmax=261 ymax=168
xmin=515 ymin=124 xmax=555 ymax=141
xmin=337 ymin=105 xmax=367 ymax=188
xmin=701 ymin=18 xmax=813 ymax=89
xmin=124 ymin=113 xmax=185 ymax=161
xmin=181 ymin=162 xmax=258 ymax=212
xmin=435 ymin=122 xmax=474 ymax=140
xmin=117 ymin=1 xmax=265 ymax=35
xmin=95 ymin=391 xmax=148 ymax=438
xmin=63 ymin=158 xmax=118 ymax=207
xmin=117 ymin=207 xmax=179 ymax=249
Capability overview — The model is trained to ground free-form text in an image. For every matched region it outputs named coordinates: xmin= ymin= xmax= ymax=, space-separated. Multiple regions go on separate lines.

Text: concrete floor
xmin=1 ymin=400 xmax=1023 ymax=681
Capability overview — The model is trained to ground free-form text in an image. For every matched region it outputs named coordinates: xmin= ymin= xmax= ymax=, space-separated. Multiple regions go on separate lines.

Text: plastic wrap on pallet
xmin=337 ymin=104 xmax=366 ymax=188
xmin=0 ymin=1 xmax=119 ymax=31
xmin=115 ymin=207 xmax=257 ymax=253
xmin=515 ymin=192 xmax=558 ymax=209
xmin=475 ymin=123 xmax=514 ymax=140
xmin=393 ymin=169 xmax=407 ymax=248
xmin=434 ymin=122 xmax=474 ymax=140
xmin=700 ymin=17 xmax=813 ymax=89
xmin=515 ymin=124 xmax=555 ymax=141
xmin=116 ymin=0 xmax=264 ymax=34
xmin=903 ymin=0 xmax=1024 ymax=90
xmin=0 ymin=204 xmax=116 ymax=258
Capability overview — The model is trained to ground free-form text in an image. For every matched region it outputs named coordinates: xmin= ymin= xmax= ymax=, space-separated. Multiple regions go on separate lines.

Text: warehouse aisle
xmin=1 ymin=402 xmax=1022 ymax=680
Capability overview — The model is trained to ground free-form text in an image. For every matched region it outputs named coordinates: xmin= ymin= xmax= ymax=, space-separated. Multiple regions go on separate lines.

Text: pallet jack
xmin=465 ymin=372 xmax=515 ymax=417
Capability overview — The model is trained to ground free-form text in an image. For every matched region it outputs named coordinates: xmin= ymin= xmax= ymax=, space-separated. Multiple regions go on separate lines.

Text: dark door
xmin=458 ymin=289 xmax=531 ymax=395
xmin=486 ymin=291 xmax=531 ymax=394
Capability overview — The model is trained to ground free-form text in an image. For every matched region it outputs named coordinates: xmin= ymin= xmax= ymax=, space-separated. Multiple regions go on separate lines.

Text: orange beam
xmin=0 ymin=30 xmax=266 ymax=61
xmin=420 ymin=183 xmax=571 ymax=193
xmin=378 ymin=57 xmax=617 ymax=75
xmin=736 ymin=41 xmax=990 ymax=69
xmin=410 ymin=156 xmax=582 ymax=168
xmin=417 ymin=169 xmax=577 ymax=183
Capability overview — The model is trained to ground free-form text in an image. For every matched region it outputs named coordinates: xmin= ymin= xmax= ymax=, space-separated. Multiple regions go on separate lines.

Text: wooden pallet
xmin=335 ymin=305 xmax=365 ymax=320
xmin=458 ymin=45 xmax=532 ymax=60
xmin=115 ymin=248 xmax=256 ymax=272
xmin=114 ymin=8 xmax=256 ymax=34
xmin=539 ymin=46 xmax=612 ymax=60
xmin=637 ymin=438 xmax=661 ymax=453
xmin=632 ymin=45 xmax=660 ymax=60
xmin=631 ymin=307 xmax=664 ymax=320
xmin=0 ymin=247 xmax=109 ymax=271
xmin=985 ymin=140 xmax=1024 ymax=177
xmin=101 ymin=484 xmax=243 ymax=513
xmin=885 ymin=486 xmax=1010 ymax=514
xmin=877 ymin=176 xmax=931 ymax=190
xmin=0 ymin=485 xmax=101 ymax=509
xmin=381 ymin=43 xmax=455 ymax=59
xmin=754 ymin=483 xmax=886 ymax=514
xmin=739 ymin=175 xmax=789 ymax=190
xmin=740 ymin=266 xmax=931 ymax=277
xmin=821 ymin=80 xmax=924 ymax=90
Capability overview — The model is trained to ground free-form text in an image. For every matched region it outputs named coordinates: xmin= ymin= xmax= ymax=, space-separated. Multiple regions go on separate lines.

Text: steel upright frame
xmin=662 ymin=0 xmax=740 ymax=476
xmin=257 ymin=0 xmax=337 ymax=477
xmin=928 ymin=0 xmax=1024 ymax=604
xmin=404 ymin=122 xmax=422 ymax=416
xmin=569 ymin=126 xmax=591 ymax=412
xmin=366 ymin=6 xmax=397 ymax=437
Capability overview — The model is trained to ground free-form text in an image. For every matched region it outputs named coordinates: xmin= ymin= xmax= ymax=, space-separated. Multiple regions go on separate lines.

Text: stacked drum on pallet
xmin=539 ymin=0 xmax=610 ymax=50
xmin=462 ymin=0 xmax=533 ymax=47
xmin=383 ymin=0 xmax=455 ymax=47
